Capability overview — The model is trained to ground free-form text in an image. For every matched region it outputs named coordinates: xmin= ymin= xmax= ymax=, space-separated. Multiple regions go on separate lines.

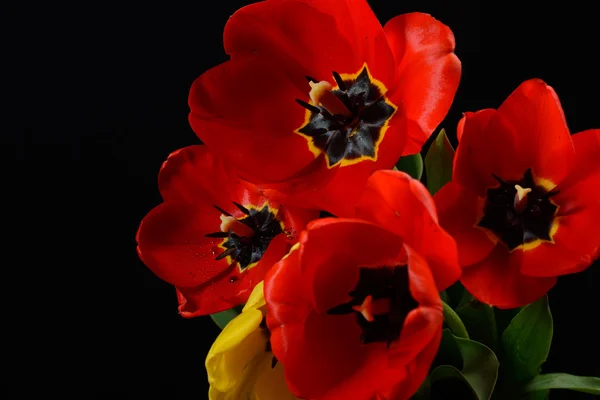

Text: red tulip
xmin=264 ymin=171 xmax=460 ymax=400
xmin=435 ymin=79 xmax=600 ymax=308
xmin=189 ymin=0 xmax=461 ymax=216
xmin=136 ymin=145 xmax=317 ymax=317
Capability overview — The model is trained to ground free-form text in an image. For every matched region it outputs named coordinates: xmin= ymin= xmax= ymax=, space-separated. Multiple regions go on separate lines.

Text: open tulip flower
xmin=434 ymin=79 xmax=600 ymax=308
xmin=136 ymin=145 xmax=318 ymax=317
xmin=188 ymin=0 xmax=461 ymax=216
xmin=264 ymin=171 xmax=461 ymax=400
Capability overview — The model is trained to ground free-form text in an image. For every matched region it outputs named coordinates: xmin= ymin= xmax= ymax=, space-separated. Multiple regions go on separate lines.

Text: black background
xmin=13 ymin=0 xmax=599 ymax=398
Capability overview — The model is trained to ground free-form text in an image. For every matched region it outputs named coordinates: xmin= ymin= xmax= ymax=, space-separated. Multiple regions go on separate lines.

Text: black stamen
xmin=213 ymin=204 xmax=231 ymax=216
xmin=327 ymin=303 xmax=354 ymax=315
xmin=492 ymin=173 xmax=508 ymax=187
xmin=261 ymin=211 xmax=276 ymax=229
xmin=205 ymin=231 xmax=230 ymax=238
xmin=305 ymin=75 xmax=318 ymax=83
xmin=271 ymin=356 xmax=278 ymax=368
xmin=295 ymin=99 xmax=321 ymax=114
xmin=232 ymin=202 xmax=251 ymax=215
xmin=332 ymin=71 xmax=346 ymax=91
xmin=338 ymin=91 xmax=353 ymax=111
xmin=215 ymin=247 xmax=237 ymax=261
xmin=544 ymin=189 xmax=560 ymax=198
xmin=331 ymin=113 xmax=347 ymax=122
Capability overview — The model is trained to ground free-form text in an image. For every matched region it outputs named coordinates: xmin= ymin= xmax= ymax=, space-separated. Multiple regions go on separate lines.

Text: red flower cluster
xmin=435 ymin=79 xmax=600 ymax=308
xmin=136 ymin=0 xmax=600 ymax=399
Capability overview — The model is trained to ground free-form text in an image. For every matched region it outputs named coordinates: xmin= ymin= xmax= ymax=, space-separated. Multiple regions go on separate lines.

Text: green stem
xmin=442 ymin=300 xmax=470 ymax=339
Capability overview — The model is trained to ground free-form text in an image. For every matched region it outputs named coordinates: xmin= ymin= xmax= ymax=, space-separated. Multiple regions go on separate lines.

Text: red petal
xmin=158 ymin=145 xmax=269 ymax=217
xmin=136 ymin=202 xmax=227 ymax=288
xmin=285 ymin=310 xmax=368 ymax=399
xmin=188 ymin=56 xmax=316 ymax=183
xmin=434 ymin=181 xmax=495 ymax=266
xmin=556 ymin=129 xmax=600 ymax=209
xmin=519 ymin=206 xmax=600 ymax=277
xmin=519 ymin=130 xmax=600 ymax=277
xmin=461 ymin=244 xmax=556 ymax=309
xmin=405 ymin=245 xmax=443 ymax=308
xmin=468 ymin=79 xmax=574 ymax=190
xmin=384 ymin=13 xmax=461 ymax=155
xmin=391 ymin=328 xmax=442 ymax=400
xmin=158 ymin=145 xmax=234 ymax=204
xmin=279 ymin=204 xmax=320 ymax=243
xmin=176 ymin=284 xmax=238 ymax=318
xmin=178 ymin=233 xmax=289 ymax=317
xmin=223 ymin=0 xmax=395 ymax=87
xmin=388 ymin=307 xmax=442 ymax=368
xmin=265 ymin=247 xmax=364 ymax=399
xmin=356 ymin=170 xmax=461 ymax=291
xmin=453 ymin=109 xmax=496 ymax=196
xmin=299 ymin=218 xmax=405 ymax=312
xmin=313 ymin=345 xmax=407 ymax=400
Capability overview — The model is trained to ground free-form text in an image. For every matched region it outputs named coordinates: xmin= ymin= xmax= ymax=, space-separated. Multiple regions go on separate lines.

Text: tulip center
xmin=206 ymin=203 xmax=284 ymax=272
xmin=478 ymin=168 xmax=559 ymax=250
xmin=327 ymin=266 xmax=418 ymax=347
xmin=295 ymin=64 xmax=397 ymax=168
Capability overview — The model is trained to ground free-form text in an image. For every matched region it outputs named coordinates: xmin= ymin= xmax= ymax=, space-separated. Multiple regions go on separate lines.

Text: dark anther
xmin=332 ymin=71 xmax=346 ymax=91
xmin=326 ymin=303 xmax=355 ymax=315
xmin=544 ymin=189 xmax=560 ymax=199
xmin=296 ymin=65 xmax=396 ymax=168
xmin=271 ymin=356 xmax=278 ymax=368
xmin=261 ymin=211 xmax=276 ymax=229
xmin=305 ymin=75 xmax=318 ymax=83
xmin=295 ymin=98 xmax=321 ymax=114
xmin=215 ymin=247 xmax=237 ymax=261
xmin=491 ymin=173 xmax=507 ymax=186
xmin=211 ymin=205 xmax=284 ymax=271
xmin=213 ymin=204 xmax=231 ymax=216
xmin=205 ymin=231 xmax=230 ymax=238
xmin=232 ymin=202 xmax=251 ymax=216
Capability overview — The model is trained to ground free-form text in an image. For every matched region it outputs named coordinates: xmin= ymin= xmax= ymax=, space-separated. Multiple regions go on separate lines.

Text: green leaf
xmin=455 ymin=292 xmax=499 ymax=352
xmin=432 ymin=330 xmax=500 ymax=400
xmin=442 ymin=301 xmax=469 ymax=339
xmin=501 ymin=295 xmax=553 ymax=383
xmin=424 ymin=128 xmax=455 ymax=195
xmin=430 ymin=365 xmax=478 ymax=399
xmin=520 ymin=390 xmax=550 ymax=400
xmin=444 ymin=281 xmax=467 ymax=309
xmin=523 ymin=373 xmax=600 ymax=395
xmin=210 ymin=306 xmax=243 ymax=329
xmin=395 ymin=153 xmax=424 ymax=180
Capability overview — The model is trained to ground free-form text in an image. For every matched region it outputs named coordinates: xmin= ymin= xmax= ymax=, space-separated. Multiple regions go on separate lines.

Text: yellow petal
xmin=254 ymin=360 xmax=299 ymax=400
xmin=243 ymin=281 xmax=266 ymax=312
xmin=210 ymin=352 xmax=271 ymax=400
xmin=208 ymin=386 xmax=225 ymax=400
xmin=206 ymin=309 xmax=266 ymax=393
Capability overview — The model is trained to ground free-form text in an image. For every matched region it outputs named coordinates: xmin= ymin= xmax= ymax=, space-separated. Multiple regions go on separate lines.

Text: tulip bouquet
xmin=136 ymin=1 xmax=600 ymax=399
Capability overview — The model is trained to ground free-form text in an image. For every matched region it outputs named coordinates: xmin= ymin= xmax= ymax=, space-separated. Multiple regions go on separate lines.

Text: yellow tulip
xmin=206 ymin=281 xmax=298 ymax=400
